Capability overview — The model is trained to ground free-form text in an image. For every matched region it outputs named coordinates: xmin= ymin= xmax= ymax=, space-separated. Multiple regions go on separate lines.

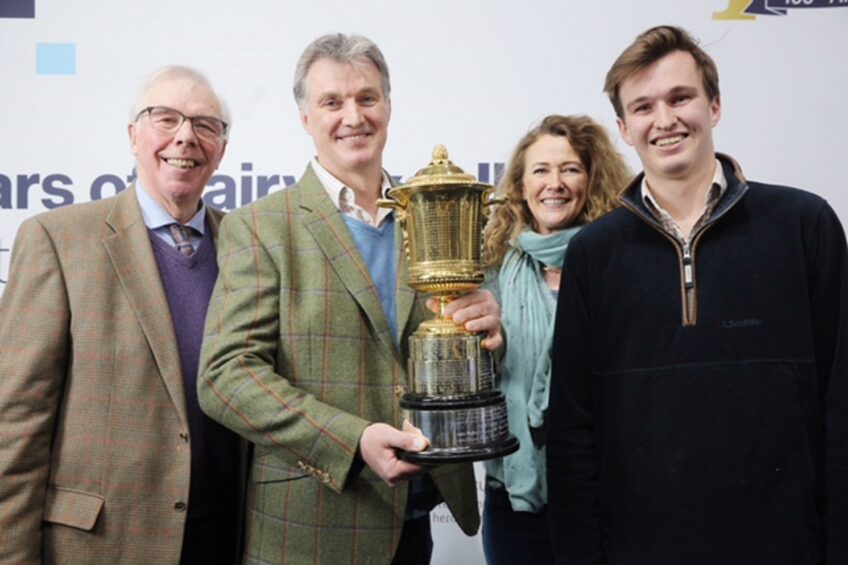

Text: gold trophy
xmin=378 ymin=145 xmax=518 ymax=463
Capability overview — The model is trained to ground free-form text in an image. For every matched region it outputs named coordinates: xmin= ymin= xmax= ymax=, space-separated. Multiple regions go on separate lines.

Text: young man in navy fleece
xmin=547 ymin=25 xmax=848 ymax=565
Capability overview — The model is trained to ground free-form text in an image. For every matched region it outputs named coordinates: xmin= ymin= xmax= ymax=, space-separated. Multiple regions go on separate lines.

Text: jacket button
xmin=174 ymin=501 xmax=187 ymax=512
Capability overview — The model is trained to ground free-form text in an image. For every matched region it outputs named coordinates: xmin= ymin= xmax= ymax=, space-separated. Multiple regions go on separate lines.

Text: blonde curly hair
xmin=483 ymin=114 xmax=632 ymax=267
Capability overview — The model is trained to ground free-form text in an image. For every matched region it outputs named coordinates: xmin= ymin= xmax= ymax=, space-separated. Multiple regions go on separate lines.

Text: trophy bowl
xmin=378 ymin=145 xmax=518 ymax=463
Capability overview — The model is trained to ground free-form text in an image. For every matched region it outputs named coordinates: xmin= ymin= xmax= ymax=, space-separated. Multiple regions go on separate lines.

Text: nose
xmin=341 ymin=100 xmax=364 ymax=127
xmin=550 ymin=171 xmax=567 ymax=190
xmin=173 ymin=118 xmax=199 ymax=144
xmin=654 ymin=102 xmax=677 ymax=130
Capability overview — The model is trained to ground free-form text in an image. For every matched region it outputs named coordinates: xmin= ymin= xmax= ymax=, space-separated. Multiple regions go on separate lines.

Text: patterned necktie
xmin=168 ymin=223 xmax=195 ymax=256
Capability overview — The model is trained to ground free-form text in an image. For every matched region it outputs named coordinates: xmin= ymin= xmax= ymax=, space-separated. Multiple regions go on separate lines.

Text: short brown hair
xmin=604 ymin=25 xmax=720 ymax=119
xmin=482 ymin=114 xmax=632 ymax=267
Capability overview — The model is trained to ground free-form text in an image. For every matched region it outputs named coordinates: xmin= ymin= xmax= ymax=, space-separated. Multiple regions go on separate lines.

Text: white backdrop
xmin=2 ymin=1 xmax=847 ymax=562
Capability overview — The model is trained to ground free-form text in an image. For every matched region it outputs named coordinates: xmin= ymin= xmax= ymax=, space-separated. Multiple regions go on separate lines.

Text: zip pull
xmin=682 ymin=245 xmax=694 ymax=289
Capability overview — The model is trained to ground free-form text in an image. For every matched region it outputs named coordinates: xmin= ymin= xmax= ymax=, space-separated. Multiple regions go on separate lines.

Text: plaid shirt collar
xmin=310 ymin=158 xmax=393 ymax=227
xmin=640 ymin=159 xmax=727 ymax=244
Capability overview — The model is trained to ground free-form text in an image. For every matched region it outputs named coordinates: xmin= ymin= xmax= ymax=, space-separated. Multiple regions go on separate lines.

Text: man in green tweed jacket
xmin=198 ymin=34 xmax=501 ymax=565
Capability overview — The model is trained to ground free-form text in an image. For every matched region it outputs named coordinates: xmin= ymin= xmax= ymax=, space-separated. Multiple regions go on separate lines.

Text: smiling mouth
xmin=337 ymin=133 xmax=371 ymax=143
xmin=164 ymin=158 xmax=199 ymax=169
xmin=653 ymin=133 xmax=687 ymax=148
xmin=540 ymin=197 xmax=571 ymax=206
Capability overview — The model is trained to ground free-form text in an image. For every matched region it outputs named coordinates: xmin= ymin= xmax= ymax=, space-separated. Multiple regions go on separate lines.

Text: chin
xmin=168 ymin=184 xmax=205 ymax=200
xmin=343 ymin=154 xmax=378 ymax=170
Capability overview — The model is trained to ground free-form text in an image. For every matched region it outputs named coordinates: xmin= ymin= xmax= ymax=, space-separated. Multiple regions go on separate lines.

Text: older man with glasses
xmin=0 ymin=65 xmax=242 ymax=564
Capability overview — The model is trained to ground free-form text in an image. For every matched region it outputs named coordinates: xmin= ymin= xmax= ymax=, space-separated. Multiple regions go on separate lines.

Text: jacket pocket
xmin=43 ymin=486 xmax=104 ymax=531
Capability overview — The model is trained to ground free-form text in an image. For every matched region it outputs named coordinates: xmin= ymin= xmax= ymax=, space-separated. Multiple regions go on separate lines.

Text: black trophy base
xmin=400 ymin=434 xmax=519 ymax=464
xmin=398 ymin=391 xmax=519 ymax=463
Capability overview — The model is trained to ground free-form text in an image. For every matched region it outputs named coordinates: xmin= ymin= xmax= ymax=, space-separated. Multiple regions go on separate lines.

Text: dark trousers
xmin=482 ymin=483 xmax=555 ymax=565
xmin=180 ymin=509 xmax=240 ymax=565
xmin=391 ymin=514 xmax=433 ymax=565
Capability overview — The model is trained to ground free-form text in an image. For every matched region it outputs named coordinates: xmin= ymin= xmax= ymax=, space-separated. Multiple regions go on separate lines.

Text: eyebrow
xmin=315 ymin=90 xmax=340 ymax=101
xmin=624 ymin=95 xmax=651 ymax=112
xmin=316 ymin=86 xmax=381 ymax=100
xmin=356 ymin=87 xmax=381 ymax=97
xmin=668 ymin=85 xmax=698 ymax=95
xmin=530 ymin=160 xmax=583 ymax=168
xmin=624 ymin=85 xmax=698 ymax=111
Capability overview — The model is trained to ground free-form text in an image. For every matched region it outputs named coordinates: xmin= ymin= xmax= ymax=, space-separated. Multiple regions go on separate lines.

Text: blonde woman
xmin=482 ymin=114 xmax=631 ymax=564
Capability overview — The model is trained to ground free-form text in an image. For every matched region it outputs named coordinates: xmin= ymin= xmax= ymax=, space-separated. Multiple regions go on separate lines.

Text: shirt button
xmin=174 ymin=501 xmax=187 ymax=512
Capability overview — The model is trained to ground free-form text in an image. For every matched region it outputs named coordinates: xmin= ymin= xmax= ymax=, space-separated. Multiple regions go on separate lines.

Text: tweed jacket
xmin=198 ymin=165 xmax=480 ymax=565
xmin=0 ymin=186 xmax=226 ymax=564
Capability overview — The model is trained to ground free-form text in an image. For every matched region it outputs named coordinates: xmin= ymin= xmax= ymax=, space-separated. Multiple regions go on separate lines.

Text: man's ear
xmin=617 ymin=116 xmax=633 ymax=147
xmin=709 ymin=95 xmax=722 ymax=128
xmin=300 ymin=107 xmax=311 ymax=134
xmin=128 ymin=122 xmax=139 ymax=156
xmin=213 ymin=140 xmax=228 ymax=170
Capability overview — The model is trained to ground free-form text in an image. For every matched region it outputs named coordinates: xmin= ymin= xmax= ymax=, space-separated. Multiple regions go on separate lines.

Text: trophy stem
xmin=437 ymin=295 xmax=456 ymax=319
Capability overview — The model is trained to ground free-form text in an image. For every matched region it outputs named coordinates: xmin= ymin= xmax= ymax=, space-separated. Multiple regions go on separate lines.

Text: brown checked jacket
xmin=0 ymin=186 xmax=231 ymax=564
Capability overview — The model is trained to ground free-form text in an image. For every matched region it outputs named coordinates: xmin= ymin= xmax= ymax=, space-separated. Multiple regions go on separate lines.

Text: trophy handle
xmin=376 ymin=197 xmax=405 ymax=211
xmin=377 ymin=197 xmax=407 ymax=222
xmin=481 ymin=190 xmax=506 ymax=218
xmin=377 ymin=198 xmax=406 ymax=221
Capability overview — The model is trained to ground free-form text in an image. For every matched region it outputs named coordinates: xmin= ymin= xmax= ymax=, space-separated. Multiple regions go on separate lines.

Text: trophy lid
xmin=396 ymin=144 xmax=490 ymax=189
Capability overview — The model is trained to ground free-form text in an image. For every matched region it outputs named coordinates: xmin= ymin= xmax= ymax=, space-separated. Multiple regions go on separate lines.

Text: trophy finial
xmin=402 ymin=143 xmax=484 ymax=187
xmin=432 ymin=144 xmax=449 ymax=164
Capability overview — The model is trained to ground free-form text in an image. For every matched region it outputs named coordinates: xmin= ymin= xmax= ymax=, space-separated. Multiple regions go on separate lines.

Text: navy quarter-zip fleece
xmin=547 ymin=155 xmax=848 ymax=565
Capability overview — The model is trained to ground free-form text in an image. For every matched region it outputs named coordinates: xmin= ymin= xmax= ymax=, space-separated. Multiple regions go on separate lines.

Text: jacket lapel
xmin=101 ymin=185 xmax=187 ymax=424
xmin=296 ymin=166 xmax=398 ymax=359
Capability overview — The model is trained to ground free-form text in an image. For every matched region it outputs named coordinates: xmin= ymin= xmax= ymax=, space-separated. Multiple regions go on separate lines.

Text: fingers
xmin=443 ymin=290 xmax=498 ymax=321
xmin=359 ymin=423 xmax=429 ymax=486
xmin=401 ymin=419 xmax=431 ymax=450
xmin=432 ymin=290 xmax=503 ymax=350
xmin=425 ymin=296 xmax=441 ymax=315
xmin=385 ymin=461 xmax=427 ymax=487
xmin=480 ymin=328 xmax=503 ymax=351
xmin=399 ymin=432 xmax=428 ymax=453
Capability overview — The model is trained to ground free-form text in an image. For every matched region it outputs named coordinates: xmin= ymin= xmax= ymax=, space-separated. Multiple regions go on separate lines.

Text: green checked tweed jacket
xmin=198 ymin=165 xmax=479 ymax=565
xmin=0 ymin=186 xmax=225 ymax=564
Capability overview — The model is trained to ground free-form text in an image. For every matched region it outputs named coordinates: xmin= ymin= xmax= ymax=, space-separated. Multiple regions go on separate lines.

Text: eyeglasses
xmin=135 ymin=106 xmax=228 ymax=140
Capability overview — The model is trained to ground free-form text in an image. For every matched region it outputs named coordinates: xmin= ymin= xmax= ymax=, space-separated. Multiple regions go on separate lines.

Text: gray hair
xmin=293 ymin=33 xmax=390 ymax=108
xmin=130 ymin=65 xmax=231 ymax=135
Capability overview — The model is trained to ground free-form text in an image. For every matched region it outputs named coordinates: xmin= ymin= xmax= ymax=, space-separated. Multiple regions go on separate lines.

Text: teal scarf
xmin=486 ymin=225 xmax=580 ymax=511
xmin=500 ymin=226 xmax=580 ymax=428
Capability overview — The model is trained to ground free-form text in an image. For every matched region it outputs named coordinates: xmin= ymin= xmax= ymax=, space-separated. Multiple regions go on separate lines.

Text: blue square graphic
xmin=36 ymin=43 xmax=76 ymax=75
xmin=0 ymin=0 xmax=35 ymax=18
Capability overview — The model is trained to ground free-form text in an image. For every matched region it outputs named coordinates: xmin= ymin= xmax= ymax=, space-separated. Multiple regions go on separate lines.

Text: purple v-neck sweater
xmin=148 ymin=231 xmax=239 ymax=525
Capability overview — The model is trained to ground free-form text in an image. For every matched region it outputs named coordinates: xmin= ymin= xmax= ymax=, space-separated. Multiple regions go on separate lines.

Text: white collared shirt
xmin=310 ymin=158 xmax=393 ymax=227
xmin=135 ymin=180 xmax=206 ymax=251
xmin=640 ymin=159 xmax=728 ymax=245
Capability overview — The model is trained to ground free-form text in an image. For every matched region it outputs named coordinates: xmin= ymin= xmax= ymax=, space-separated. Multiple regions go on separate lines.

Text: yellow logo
xmin=714 ymin=0 xmax=757 ymax=19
